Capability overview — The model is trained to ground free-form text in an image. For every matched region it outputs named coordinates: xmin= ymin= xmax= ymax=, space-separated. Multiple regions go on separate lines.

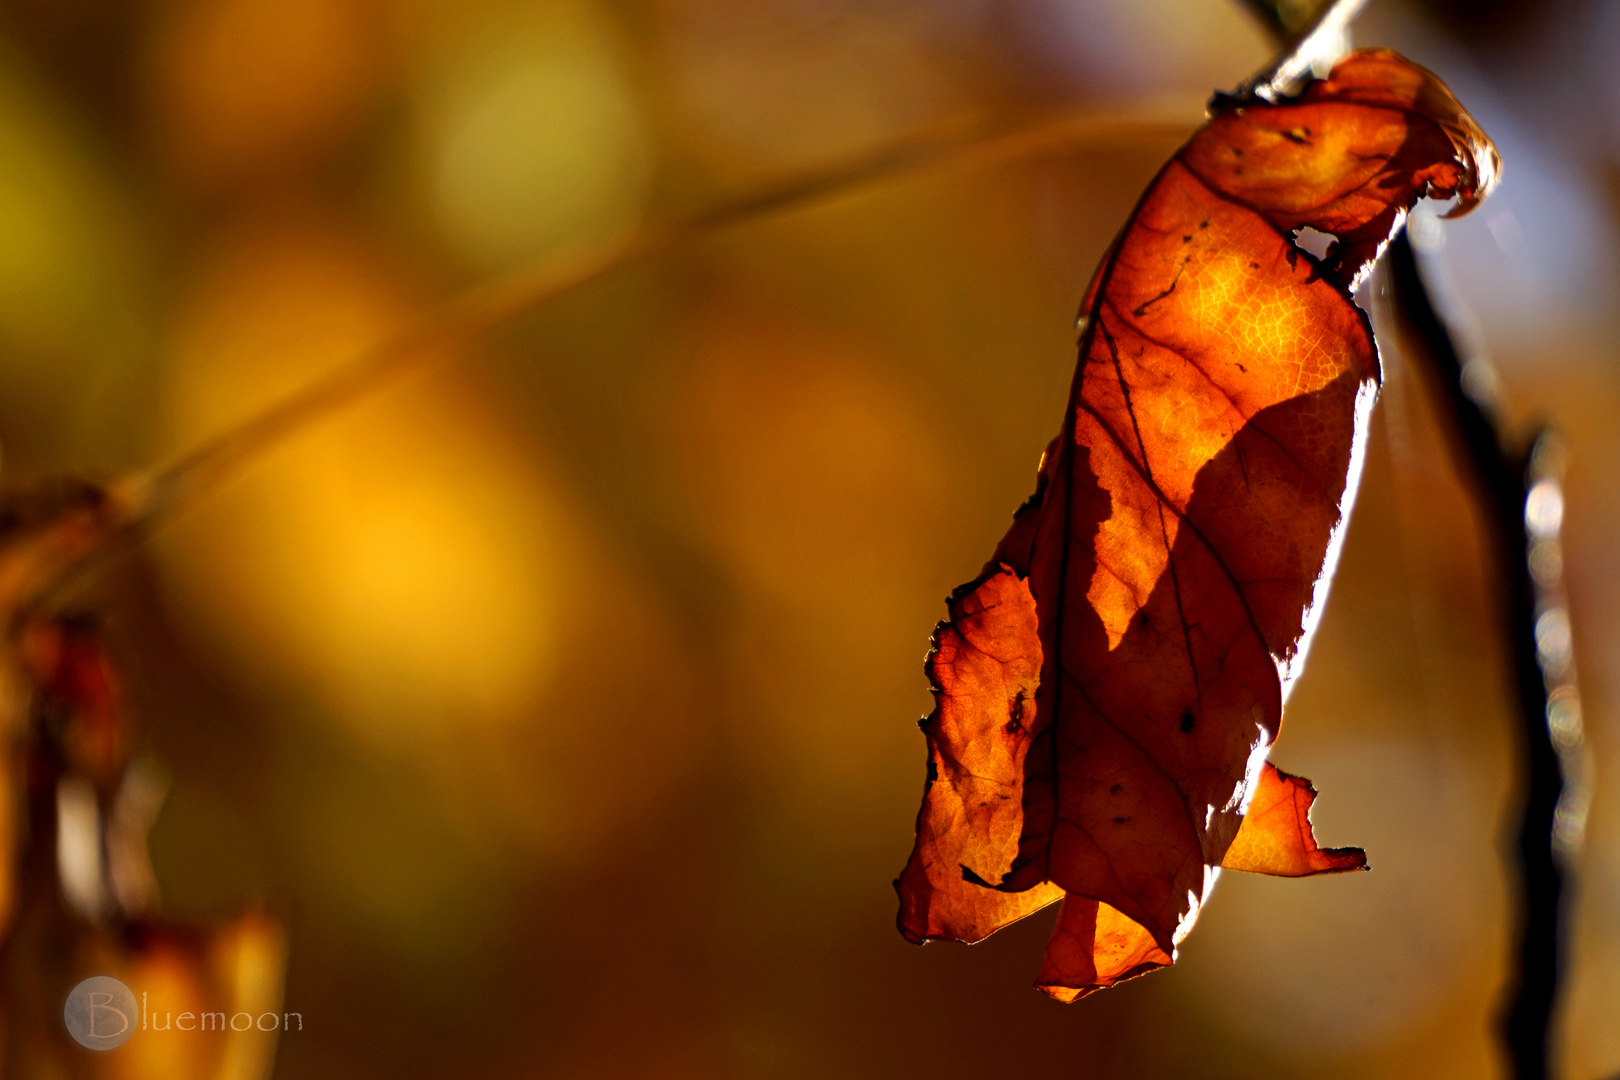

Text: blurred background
xmin=1 ymin=0 xmax=1617 ymax=1075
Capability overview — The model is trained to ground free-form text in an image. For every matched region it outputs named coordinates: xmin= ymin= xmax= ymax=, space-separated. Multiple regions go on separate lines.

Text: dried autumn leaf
xmin=896 ymin=48 xmax=1497 ymax=1000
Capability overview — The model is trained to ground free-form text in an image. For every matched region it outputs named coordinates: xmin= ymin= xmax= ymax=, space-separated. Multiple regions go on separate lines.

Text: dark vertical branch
xmin=1240 ymin=8 xmax=1579 ymax=1073
xmin=1386 ymin=232 xmax=1581 ymax=1080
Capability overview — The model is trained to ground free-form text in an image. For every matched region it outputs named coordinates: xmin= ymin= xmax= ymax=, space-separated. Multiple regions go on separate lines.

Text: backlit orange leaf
xmin=897 ymin=49 xmax=1497 ymax=1000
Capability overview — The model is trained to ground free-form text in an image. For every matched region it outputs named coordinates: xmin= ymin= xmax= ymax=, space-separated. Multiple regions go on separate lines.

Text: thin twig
xmin=1237 ymin=0 xmax=1372 ymax=100
xmin=32 ymin=98 xmax=1198 ymax=611
xmin=137 ymin=104 xmax=1192 ymax=525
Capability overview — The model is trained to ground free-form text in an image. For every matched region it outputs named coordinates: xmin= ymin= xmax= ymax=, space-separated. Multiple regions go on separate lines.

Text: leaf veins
xmin=896 ymin=49 xmax=1497 ymax=1001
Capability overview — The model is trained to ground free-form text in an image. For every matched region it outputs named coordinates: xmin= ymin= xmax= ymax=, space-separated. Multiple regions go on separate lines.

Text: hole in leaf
xmin=1292 ymin=226 xmax=1337 ymax=260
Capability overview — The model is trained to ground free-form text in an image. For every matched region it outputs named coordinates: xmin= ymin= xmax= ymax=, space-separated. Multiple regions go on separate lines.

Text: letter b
xmin=64 ymin=977 xmax=138 ymax=1050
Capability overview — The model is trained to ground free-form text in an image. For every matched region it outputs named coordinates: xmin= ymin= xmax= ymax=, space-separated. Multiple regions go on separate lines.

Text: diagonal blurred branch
xmin=121 ymin=103 xmax=1195 ymax=534
xmin=30 ymin=98 xmax=1199 ymax=610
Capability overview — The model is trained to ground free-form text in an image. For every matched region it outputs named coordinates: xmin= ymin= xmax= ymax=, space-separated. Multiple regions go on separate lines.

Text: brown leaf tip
xmin=1307 ymin=49 xmax=1500 ymax=216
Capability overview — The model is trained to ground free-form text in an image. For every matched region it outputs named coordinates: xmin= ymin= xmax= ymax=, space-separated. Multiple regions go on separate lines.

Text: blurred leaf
xmin=896 ymin=49 xmax=1497 ymax=1001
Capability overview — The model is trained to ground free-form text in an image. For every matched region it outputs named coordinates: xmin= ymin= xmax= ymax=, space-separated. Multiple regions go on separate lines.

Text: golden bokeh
xmin=156 ymin=213 xmax=571 ymax=739
xmin=412 ymin=0 xmax=652 ymax=268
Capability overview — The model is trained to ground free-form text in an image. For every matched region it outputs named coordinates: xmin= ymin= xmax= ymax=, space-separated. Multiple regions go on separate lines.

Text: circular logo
xmin=63 ymin=976 xmax=137 ymax=1051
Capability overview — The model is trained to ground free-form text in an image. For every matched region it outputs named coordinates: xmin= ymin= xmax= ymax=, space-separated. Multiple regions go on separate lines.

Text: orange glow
xmin=145 ymin=0 xmax=384 ymax=185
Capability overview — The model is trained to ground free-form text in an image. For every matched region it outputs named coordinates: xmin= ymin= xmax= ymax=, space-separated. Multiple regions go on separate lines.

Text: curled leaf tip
xmin=1314 ymin=48 xmax=1499 ymax=218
